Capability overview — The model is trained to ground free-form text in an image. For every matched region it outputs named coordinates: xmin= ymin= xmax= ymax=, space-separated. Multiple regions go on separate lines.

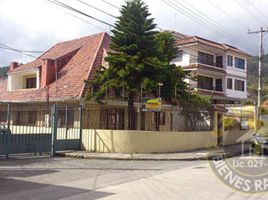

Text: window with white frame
xmin=234 ymin=79 xmax=245 ymax=91
xmin=235 ymin=57 xmax=245 ymax=70
xmin=198 ymin=51 xmax=214 ymax=66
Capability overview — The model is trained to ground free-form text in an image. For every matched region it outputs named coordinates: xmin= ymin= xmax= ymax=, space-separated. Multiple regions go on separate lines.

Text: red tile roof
xmin=171 ymin=31 xmax=251 ymax=57
xmin=0 ymin=32 xmax=110 ymax=103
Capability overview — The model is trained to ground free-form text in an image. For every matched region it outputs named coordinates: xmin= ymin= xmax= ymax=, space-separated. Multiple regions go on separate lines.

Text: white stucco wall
xmin=7 ymin=69 xmax=40 ymax=91
xmin=172 ymin=45 xmax=249 ymax=101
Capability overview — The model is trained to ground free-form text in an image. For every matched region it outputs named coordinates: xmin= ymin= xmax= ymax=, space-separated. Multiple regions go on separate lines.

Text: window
xmin=227 ymin=78 xmax=233 ymax=89
xmin=235 ymin=57 xmax=245 ymax=70
xmin=198 ymin=52 xmax=213 ymax=66
xmin=26 ymin=77 xmax=37 ymax=89
xmin=227 ymin=55 xmax=233 ymax=66
xmin=175 ymin=50 xmax=183 ymax=62
xmin=197 ymin=76 xmax=213 ymax=90
xmin=234 ymin=79 xmax=245 ymax=91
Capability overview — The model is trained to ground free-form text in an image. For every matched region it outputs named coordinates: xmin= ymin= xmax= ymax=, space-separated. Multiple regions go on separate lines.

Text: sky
xmin=0 ymin=0 xmax=268 ymax=67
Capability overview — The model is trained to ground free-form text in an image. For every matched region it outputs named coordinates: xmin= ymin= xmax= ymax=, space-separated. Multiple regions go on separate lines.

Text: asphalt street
xmin=0 ymin=156 xmax=267 ymax=200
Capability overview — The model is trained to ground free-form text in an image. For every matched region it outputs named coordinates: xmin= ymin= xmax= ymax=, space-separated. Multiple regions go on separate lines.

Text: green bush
xmin=224 ymin=118 xmax=240 ymax=130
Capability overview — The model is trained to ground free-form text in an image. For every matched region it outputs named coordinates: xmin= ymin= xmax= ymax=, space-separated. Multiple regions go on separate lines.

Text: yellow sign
xmin=142 ymin=99 xmax=161 ymax=112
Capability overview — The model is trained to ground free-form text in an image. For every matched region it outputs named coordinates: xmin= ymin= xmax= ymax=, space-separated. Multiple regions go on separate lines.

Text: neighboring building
xmin=170 ymin=31 xmax=251 ymax=104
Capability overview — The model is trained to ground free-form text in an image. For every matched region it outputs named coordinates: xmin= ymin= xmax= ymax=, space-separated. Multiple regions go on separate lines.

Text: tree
xmin=154 ymin=31 xmax=189 ymax=101
xmin=180 ymin=93 xmax=211 ymax=131
xmin=86 ymin=0 xmax=164 ymax=129
xmin=85 ymin=0 xmax=209 ymax=131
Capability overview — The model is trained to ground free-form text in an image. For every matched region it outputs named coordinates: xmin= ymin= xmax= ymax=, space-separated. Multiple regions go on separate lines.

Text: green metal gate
xmin=0 ymin=104 xmax=82 ymax=158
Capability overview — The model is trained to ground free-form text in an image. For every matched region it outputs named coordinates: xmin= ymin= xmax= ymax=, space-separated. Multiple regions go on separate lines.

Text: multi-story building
xmin=171 ymin=31 xmax=251 ymax=104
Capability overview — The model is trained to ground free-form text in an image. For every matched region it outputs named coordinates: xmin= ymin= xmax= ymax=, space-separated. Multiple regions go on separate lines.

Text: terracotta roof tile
xmin=175 ymin=34 xmax=251 ymax=57
xmin=0 ymin=32 xmax=110 ymax=103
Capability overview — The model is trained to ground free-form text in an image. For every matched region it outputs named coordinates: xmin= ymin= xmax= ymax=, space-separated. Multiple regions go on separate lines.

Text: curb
xmin=55 ymin=151 xmax=246 ymax=161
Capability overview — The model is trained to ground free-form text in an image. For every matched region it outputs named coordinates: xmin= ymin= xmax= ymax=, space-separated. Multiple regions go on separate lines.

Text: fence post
xmin=7 ymin=103 xmax=11 ymax=130
xmin=79 ymin=106 xmax=83 ymax=150
xmin=51 ymin=104 xmax=58 ymax=156
xmin=5 ymin=103 xmax=11 ymax=159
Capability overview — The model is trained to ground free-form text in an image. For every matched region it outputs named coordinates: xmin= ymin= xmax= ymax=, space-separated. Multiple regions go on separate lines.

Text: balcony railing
xmin=198 ymin=86 xmax=223 ymax=92
xmin=198 ymin=62 xmax=223 ymax=68
xmin=189 ymin=58 xmax=224 ymax=68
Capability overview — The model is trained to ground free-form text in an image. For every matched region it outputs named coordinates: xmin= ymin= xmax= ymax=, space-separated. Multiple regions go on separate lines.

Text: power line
xmin=235 ymin=0 xmax=267 ymax=26
xmin=76 ymin=0 xmax=117 ymax=19
xmin=47 ymin=0 xmax=115 ymax=27
xmin=0 ymin=43 xmax=38 ymax=58
xmin=102 ymin=0 xmax=120 ymax=10
xmin=0 ymin=43 xmax=44 ymax=53
xmin=62 ymin=10 xmax=105 ymax=31
xmin=47 ymin=0 xmax=107 ymax=31
xmin=173 ymin=0 xmax=256 ymax=51
xmin=246 ymin=0 xmax=268 ymax=22
xmin=163 ymin=0 xmax=246 ymax=50
xmin=207 ymin=0 xmax=249 ymax=30
xmin=162 ymin=0 xmax=255 ymax=54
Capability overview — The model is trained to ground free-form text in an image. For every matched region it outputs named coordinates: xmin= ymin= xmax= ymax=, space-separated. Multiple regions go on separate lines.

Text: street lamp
xmin=158 ymin=82 xmax=163 ymax=100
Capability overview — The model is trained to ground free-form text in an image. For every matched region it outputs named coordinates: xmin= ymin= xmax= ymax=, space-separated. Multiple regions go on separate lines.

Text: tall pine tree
xmin=88 ymin=0 xmax=163 ymax=129
xmin=86 ymin=1 xmax=195 ymax=130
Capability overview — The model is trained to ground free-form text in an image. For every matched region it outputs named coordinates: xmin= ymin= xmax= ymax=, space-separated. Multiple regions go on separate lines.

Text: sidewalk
xmin=56 ymin=143 xmax=249 ymax=161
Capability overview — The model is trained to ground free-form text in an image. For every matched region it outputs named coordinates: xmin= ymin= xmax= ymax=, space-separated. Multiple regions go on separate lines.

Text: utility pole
xmin=248 ymin=27 xmax=268 ymax=121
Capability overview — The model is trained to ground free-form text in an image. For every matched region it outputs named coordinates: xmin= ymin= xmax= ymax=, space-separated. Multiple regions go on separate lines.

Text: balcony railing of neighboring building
xmin=196 ymin=86 xmax=225 ymax=97
xmin=197 ymin=86 xmax=223 ymax=92
xmin=189 ymin=57 xmax=224 ymax=69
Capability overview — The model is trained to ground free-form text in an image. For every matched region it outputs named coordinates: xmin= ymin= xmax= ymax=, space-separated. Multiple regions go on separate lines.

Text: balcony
xmin=197 ymin=75 xmax=224 ymax=97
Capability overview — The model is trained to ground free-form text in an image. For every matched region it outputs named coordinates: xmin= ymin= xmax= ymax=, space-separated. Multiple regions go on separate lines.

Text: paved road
xmin=0 ymin=156 xmax=267 ymax=200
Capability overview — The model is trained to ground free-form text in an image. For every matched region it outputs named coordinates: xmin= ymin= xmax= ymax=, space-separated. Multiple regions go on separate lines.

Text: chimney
xmin=41 ymin=59 xmax=56 ymax=88
xmin=10 ymin=62 xmax=19 ymax=71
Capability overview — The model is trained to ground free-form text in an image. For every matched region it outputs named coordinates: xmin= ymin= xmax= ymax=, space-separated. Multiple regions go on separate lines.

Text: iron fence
xmin=0 ymin=104 xmax=82 ymax=157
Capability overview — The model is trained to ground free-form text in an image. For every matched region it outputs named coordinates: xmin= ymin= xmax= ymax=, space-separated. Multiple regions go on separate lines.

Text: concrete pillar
xmin=213 ymin=111 xmax=218 ymax=134
xmin=124 ymin=107 xmax=128 ymax=130
xmin=137 ymin=106 xmax=141 ymax=130
xmin=222 ymin=114 xmax=226 ymax=146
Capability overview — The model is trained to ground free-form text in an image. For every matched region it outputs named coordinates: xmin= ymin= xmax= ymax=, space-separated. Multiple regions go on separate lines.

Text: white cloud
xmin=0 ymin=0 xmax=267 ymax=66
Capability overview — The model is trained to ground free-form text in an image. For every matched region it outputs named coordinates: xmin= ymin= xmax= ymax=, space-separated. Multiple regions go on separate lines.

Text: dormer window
xmin=7 ymin=68 xmax=40 ymax=91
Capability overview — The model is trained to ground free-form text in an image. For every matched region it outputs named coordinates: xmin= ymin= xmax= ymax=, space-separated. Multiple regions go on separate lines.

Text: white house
xmin=170 ymin=31 xmax=251 ymax=104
